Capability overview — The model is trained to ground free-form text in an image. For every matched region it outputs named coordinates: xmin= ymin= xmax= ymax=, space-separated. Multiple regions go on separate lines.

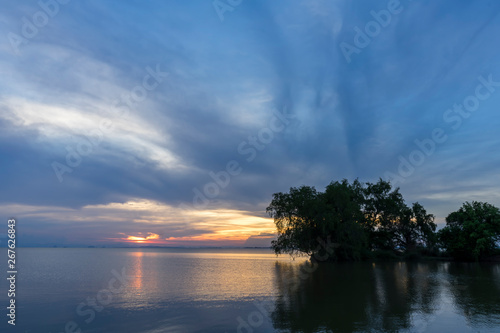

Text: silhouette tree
xmin=268 ymin=179 xmax=437 ymax=260
xmin=267 ymin=185 xmax=322 ymax=259
xmin=267 ymin=180 xmax=367 ymax=261
xmin=396 ymin=202 xmax=437 ymax=252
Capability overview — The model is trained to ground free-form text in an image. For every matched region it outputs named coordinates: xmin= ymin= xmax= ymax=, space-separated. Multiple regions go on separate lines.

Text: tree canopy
xmin=438 ymin=201 xmax=500 ymax=261
xmin=267 ymin=179 xmax=437 ymax=261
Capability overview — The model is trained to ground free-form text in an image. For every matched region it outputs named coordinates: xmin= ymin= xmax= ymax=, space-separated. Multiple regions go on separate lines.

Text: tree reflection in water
xmin=446 ymin=263 xmax=500 ymax=327
xmin=270 ymin=261 xmax=500 ymax=333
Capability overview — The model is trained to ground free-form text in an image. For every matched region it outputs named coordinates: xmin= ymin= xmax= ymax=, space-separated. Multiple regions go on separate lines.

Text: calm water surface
xmin=2 ymin=248 xmax=500 ymax=332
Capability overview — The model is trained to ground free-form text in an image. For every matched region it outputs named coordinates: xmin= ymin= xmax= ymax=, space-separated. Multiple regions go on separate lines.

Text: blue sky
xmin=1 ymin=0 xmax=500 ymax=247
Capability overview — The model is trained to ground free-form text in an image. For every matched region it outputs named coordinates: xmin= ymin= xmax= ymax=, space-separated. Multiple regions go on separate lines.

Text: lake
xmin=2 ymin=248 xmax=500 ymax=332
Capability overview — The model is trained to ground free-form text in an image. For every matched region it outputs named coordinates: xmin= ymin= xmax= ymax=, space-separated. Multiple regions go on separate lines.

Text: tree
xmin=267 ymin=180 xmax=367 ymax=261
xmin=395 ymin=202 xmax=436 ymax=252
xmin=321 ymin=179 xmax=367 ymax=260
xmin=362 ymin=180 xmax=436 ymax=253
xmin=363 ymin=180 xmax=407 ymax=251
xmin=438 ymin=201 xmax=500 ymax=261
xmin=267 ymin=179 xmax=437 ymax=261
xmin=267 ymin=185 xmax=321 ymax=259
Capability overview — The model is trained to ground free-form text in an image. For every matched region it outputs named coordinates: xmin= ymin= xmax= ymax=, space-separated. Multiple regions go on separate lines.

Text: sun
xmin=125 ymin=233 xmax=160 ymax=243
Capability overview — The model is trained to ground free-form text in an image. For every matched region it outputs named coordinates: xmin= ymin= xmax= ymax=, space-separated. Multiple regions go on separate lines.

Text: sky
xmin=1 ymin=0 xmax=500 ymax=247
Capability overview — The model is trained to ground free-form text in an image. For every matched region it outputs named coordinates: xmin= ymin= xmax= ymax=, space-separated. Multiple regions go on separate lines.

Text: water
xmin=2 ymin=248 xmax=500 ymax=332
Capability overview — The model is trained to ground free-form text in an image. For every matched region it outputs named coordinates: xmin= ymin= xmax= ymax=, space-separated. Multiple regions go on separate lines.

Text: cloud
xmin=0 ymin=200 xmax=275 ymax=246
xmin=2 ymin=0 xmax=500 ymax=246
xmin=123 ymin=232 xmax=160 ymax=242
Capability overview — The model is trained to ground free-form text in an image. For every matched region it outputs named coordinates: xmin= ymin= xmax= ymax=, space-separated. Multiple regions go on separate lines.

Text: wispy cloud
xmin=2 ymin=0 xmax=500 ymax=245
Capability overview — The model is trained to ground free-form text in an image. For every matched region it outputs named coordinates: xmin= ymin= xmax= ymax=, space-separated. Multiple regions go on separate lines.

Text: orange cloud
xmin=124 ymin=232 xmax=160 ymax=243
xmin=86 ymin=200 xmax=277 ymax=245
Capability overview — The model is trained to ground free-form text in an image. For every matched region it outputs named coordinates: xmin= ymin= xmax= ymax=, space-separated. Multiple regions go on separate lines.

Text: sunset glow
xmin=125 ymin=233 xmax=160 ymax=243
xmin=4 ymin=0 xmax=499 ymax=251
